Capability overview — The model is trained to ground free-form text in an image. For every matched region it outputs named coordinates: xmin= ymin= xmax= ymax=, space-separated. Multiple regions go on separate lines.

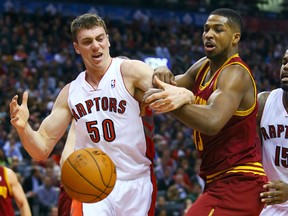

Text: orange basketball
xmin=61 ymin=148 xmax=117 ymax=203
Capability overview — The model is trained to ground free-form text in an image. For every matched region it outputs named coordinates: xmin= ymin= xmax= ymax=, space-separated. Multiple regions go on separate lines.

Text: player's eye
xmin=215 ymin=28 xmax=223 ymax=33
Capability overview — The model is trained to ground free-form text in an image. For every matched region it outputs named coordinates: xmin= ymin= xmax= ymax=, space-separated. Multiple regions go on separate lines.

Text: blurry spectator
xmin=175 ymin=167 xmax=193 ymax=192
xmin=178 ymin=157 xmax=194 ymax=178
xmin=133 ymin=10 xmax=149 ymax=23
xmin=155 ymin=41 xmax=171 ymax=59
xmin=36 ymin=176 xmax=59 ymax=216
xmin=3 ymin=0 xmax=14 ymax=12
xmin=0 ymin=126 xmax=8 ymax=149
xmin=22 ymin=166 xmax=43 ymax=216
xmin=155 ymin=195 xmax=173 ymax=216
xmin=157 ymin=166 xmax=175 ymax=192
xmin=44 ymin=157 xmax=61 ymax=187
xmin=13 ymin=45 xmax=28 ymax=62
xmin=45 ymin=4 xmax=57 ymax=15
xmin=160 ymin=148 xmax=177 ymax=173
xmin=0 ymin=148 xmax=10 ymax=166
xmin=3 ymin=136 xmax=23 ymax=162
xmin=166 ymin=173 xmax=189 ymax=202
xmin=87 ymin=6 xmax=98 ymax=14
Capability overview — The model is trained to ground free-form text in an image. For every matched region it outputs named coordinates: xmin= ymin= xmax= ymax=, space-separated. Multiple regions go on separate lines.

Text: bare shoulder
xmin=121 ymin=59 xmax=154 ymax=79
xmin=5 ymin=167 xmax=17 ymax=184
xmin=217 ymin=64 xmax=252 ymax=87
xmin=121 ymin=59 xmax=152 ymax=72
xmin=221 ymin=64 xmax=249 ymax=76
xmin=120 ymin=59 xmax=154 ymax=94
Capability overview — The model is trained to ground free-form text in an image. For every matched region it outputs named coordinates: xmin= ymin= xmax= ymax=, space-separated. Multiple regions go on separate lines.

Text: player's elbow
xmin=30 ymin=151 xmax=50 ymax=161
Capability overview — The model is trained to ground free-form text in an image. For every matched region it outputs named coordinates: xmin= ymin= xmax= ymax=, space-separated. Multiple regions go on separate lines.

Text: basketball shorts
xmin=70 ymin=175 xmax=156 ymax=216
xmin=260 ymin=202 xmax=288 ymax=216
xmin=186 ymin=173 xmax=268 ymax=216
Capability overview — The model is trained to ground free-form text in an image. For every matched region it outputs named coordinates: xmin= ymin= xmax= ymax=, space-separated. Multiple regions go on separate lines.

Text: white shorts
xmin=81 ymin=175 xmax=154 ymax=216
xmin=260 ymin=203 xmax=288 ymax=216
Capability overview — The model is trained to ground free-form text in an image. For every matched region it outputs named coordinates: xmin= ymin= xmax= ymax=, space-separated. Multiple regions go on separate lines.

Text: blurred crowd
xmin=0 ymin=1 xmax=287 ymax=216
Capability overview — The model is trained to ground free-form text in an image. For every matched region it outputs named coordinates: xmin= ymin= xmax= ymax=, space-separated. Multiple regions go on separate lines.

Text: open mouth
xmin=204 ymin=41 xmax=215 ymax=51
xmin=281 ymin=72 xmax=288 ymax=82
xmin=92 ymin=53 xmax=103 ymax=60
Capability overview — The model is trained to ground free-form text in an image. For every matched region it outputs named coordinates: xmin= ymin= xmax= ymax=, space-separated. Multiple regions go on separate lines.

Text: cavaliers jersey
xmin=68 ymin=57 xmax=155 ymax=180
xmin=192 ymin=54 xmax=266 ymax=183
xmin=0 ymin=166 xmax=15 ymax=216
xmin=260 ymin=88 xmax=288 ymax=215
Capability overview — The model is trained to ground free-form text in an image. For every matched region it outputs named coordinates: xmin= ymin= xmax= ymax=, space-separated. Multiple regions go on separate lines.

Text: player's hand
xmin=154 ymin=66 xmax=177 ymax=86
xmin=9 ymin=91 xmax=30 ymax=131
xmin=260 ymin=180 xmax=288 ymax=205
xmin=141 ymin=88 xmax=163 ymax=116
xmin=143 ymin=76 xmax=194 ymax=114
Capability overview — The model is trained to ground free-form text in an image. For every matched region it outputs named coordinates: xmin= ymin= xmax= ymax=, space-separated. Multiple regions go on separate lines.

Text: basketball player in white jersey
xmin=258 ymin=49 xmax=288 ymax=215
xmin=9 ymin=13 xmax=158 ymax=216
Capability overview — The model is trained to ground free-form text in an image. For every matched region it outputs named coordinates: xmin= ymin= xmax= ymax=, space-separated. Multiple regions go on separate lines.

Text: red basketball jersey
xmin=0 ymin=166 xmax=15 ymax=216
xmin=192 ymin=54 xmax=265 ymax=183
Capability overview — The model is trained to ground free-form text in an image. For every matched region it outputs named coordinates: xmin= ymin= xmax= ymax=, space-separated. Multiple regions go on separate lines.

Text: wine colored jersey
xmin=0 ymin=166 xmax=15 ymax=216
xmin=192 ymin=54 xmax=265 ymax=183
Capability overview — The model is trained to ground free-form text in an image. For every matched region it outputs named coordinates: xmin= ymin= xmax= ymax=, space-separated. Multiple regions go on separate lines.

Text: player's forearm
xmin=19 ymin=207 xmax=32 ymax=216
xmin=170 ymin=104 xmax=224 ymax=136
xmin=16 ymin=124 xmax=52 ymax=161
xmin=18 ymin=201 xmax=32 ymax=216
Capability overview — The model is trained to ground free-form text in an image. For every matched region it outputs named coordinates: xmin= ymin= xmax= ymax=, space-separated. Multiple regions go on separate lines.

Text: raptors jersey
xmin=192 ymin=54 xmax=266 ymax=183
xmin=68 ymin=58 xmax=155 ymax=180
xmin=0 ymin=166 xmax=15 ymax=216
xmin=260 ymin=88 xmax=288 ymax=215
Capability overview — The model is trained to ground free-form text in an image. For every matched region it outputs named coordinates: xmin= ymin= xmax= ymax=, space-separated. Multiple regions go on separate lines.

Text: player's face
xmin=73 ymin=26 xmax=111 ymax=71
xmin=202 ymin=15 xmax=236 ymax=60
xmin=280 ymin=50 xmax=288 ymax=91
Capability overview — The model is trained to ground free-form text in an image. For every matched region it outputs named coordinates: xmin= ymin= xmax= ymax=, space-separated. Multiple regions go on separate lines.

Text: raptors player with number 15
xmin=258 ymin=49 xmax=288 ymax=216
xmin=9 ymin=13 xmax=157 ymax=216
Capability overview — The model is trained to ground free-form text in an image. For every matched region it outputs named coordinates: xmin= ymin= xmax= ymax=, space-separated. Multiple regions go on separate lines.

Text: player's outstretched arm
xmin=260 ymin=180 xmax=288 ymax=205
xmin=9 ymin=85 xmax=72 ymax=160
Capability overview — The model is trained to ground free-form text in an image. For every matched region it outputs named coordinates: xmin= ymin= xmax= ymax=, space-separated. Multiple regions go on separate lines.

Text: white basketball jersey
xmin=68 ymin=58 xmax=153 ymax=180
xmin=260 ymin=88 xmax=288 ymax=216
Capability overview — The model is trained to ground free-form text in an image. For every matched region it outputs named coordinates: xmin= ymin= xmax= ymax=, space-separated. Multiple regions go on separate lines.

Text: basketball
xmin=61 ymin=148 xmax=117 ymax=203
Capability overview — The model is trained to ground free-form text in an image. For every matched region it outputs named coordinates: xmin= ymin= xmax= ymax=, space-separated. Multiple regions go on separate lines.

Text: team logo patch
xmin=111 ymin=79 xmax=116 ymax=88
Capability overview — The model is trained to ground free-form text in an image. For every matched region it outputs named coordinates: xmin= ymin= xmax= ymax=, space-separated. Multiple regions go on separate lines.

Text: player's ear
xmin=73 ymin=42 xmax=80 ymax=54
xmin=232 ymin=32 xmax=241 ymax=45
